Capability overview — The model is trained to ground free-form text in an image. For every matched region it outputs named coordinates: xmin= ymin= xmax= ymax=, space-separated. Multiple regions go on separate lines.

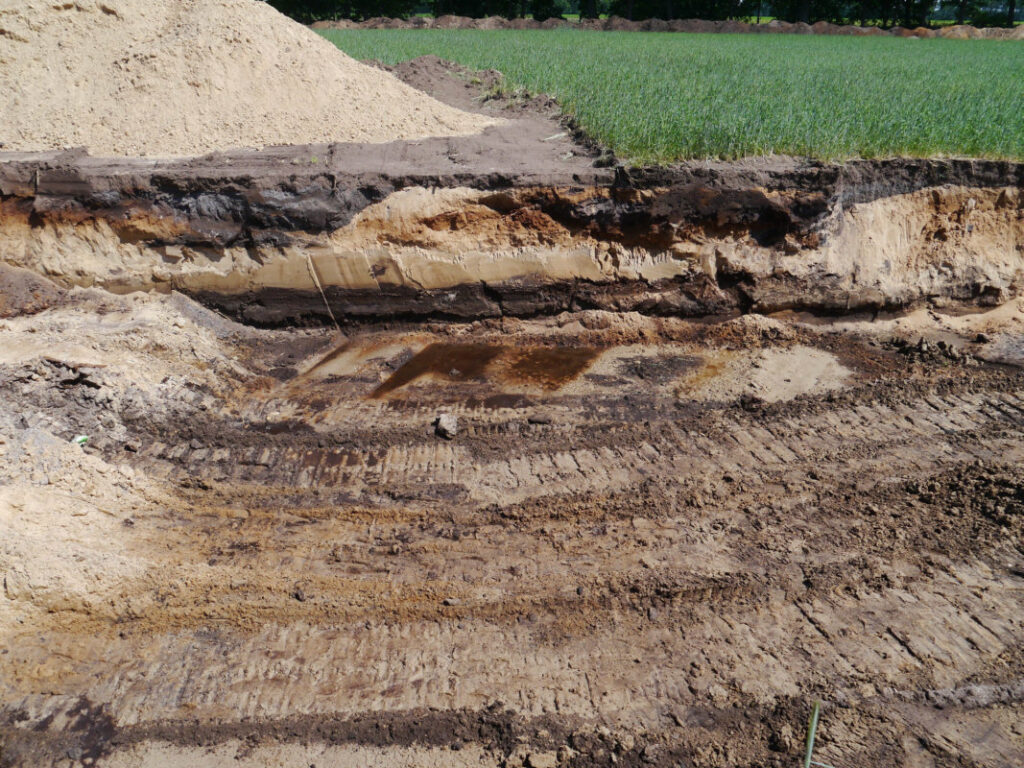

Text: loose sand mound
xmin=0 ymin=0 xmax=498 ymax=158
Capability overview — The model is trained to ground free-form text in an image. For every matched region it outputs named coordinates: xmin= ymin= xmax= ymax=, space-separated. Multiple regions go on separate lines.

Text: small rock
xmin=434 ymin=413 xmax=458 ymax=439
xmin=526 ymin=751 xmax=559 ymax=768
xmin=739 ymin=393 xmax=763 ymax=411
xmin=975 ymin=332 xmax=992 ymax=344
xmin=769 ymin=724 xmax=796 ymax=753
xmin=506 ymin=745 xmax=531 ymax=767
xmin=442 ymin=597 xmax=461 ymax=606
xmin=641 ymin=744 xmax=659 ymax=763
xmin=528 ymin=414 xmax=552 ymax=425
xmin=647 ymin=606 xmax=659 ymax=620
xmin=189 ymin=438 xmax=203 ymax=450
xmin=291 ymin=587 xmax=306 ymax=602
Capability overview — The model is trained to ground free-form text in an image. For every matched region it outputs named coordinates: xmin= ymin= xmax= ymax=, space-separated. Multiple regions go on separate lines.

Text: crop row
xmin=322 ymin=29 xmax=1024 ymax=162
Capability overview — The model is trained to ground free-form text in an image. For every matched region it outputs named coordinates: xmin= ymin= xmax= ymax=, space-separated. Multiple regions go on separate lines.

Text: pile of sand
xmin=0 ymin=0 xmax=498 ymax=158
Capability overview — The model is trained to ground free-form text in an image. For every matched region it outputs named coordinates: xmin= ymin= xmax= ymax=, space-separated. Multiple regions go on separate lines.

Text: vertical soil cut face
xmin=1 ymin=157 xmax=1022 ymax=324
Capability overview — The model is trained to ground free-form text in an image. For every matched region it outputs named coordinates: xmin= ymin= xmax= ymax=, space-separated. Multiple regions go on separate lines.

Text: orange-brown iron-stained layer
xmin=371 ymin=343 xmax=600 ymax=398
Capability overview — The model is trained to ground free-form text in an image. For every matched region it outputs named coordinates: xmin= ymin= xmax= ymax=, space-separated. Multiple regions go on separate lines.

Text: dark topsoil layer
xmin=0 ymin=56 xmax=1021 ymax=247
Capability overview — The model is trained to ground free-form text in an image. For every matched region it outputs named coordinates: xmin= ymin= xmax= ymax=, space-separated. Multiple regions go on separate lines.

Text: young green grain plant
xmin=322 ymin=29 xmax=1024 ymax=163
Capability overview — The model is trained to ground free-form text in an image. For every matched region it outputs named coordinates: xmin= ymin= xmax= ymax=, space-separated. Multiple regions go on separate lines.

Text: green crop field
xmin=320 ymin=29 xmax=1024 ymax=163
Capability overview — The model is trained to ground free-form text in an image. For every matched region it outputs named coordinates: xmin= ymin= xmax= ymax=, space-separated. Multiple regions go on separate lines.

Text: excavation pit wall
xmin=1 ymin=151 xmax=1022 ymax=325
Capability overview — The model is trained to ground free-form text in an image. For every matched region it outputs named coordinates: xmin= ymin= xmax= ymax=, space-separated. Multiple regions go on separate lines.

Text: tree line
xmin=266 ymin=0 xmax=1020 ymax=27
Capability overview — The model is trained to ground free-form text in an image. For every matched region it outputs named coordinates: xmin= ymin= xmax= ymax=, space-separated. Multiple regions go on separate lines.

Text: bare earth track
xmin=1 ymin=59 xmax=1023 ymax=768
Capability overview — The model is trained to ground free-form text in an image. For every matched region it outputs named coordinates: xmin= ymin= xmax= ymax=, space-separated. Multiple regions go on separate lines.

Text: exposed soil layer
xmin=1 ymin=152 xmax=1022 ymax=324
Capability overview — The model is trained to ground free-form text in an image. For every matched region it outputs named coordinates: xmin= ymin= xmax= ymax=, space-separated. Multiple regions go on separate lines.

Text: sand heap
xmin=0 ymin=0 xmax=498 ymax=158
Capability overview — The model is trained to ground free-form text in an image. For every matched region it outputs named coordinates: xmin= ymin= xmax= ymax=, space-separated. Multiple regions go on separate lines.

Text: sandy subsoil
xmin=1 ymin=59 xmax=1023 ymax=768
xmin=0 ymin=0 xmax=497 ymax=157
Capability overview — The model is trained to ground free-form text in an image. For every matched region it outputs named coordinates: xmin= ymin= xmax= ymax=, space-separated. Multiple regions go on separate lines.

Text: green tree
xmin=898 ymin=0 xmax=931 ymax=25
xmin=530 ymin=0 xmax=566 ymax=18
xmin=941 ymin=0 xmax=982 ymax=23
xmin=770 ymin=0 xmax=845 ymax=23
xmin=607 ymin=0 xmax=752 ymax=19
xmin=264 ymin=0 xmax=344 ymax=22
xmin=265 ymin=0 xmax=417 ymax=20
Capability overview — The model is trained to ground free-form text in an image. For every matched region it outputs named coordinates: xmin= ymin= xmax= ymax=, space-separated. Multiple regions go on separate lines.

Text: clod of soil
xmin=0 ymin=0 xmax=497 ymax=157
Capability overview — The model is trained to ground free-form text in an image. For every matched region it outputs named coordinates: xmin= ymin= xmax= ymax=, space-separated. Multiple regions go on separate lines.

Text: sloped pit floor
xmin=3 ymin=288 xmax=1024 ymax=768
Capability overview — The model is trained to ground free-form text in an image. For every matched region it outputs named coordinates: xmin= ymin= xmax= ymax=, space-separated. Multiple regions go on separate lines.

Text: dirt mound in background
xmin=313 ymin=14 xmax=1020 ymax=39
xmin=0 ymin=0 xmax=498 ymax=158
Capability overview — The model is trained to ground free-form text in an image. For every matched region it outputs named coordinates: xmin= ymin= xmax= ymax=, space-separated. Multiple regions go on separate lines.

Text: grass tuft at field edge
xmin=321 ymin=29 xmax=1024 ymax=163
